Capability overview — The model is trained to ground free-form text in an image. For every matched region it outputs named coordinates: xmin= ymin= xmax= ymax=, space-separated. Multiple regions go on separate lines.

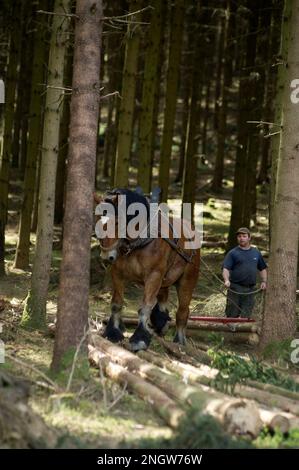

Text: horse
xmin=94 ymin=188 xmax=201 ymax=352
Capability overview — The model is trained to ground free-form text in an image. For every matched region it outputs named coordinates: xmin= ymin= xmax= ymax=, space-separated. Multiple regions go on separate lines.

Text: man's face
xmin=237 ymin=233 xmax=250 ymax=247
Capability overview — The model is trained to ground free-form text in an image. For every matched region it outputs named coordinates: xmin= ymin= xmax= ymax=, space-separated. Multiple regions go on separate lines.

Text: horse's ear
xmin=104 ymin=194 xmax=118 ymax=204
xmin=94 ymin=193 xmax=102 ymax=204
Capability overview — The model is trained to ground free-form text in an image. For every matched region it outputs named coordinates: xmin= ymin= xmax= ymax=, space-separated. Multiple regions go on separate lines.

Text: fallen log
xmin=90 ymin=335 xmax=263 ymax=437
xmin=155 ymin=336 xmax=212 ymax=365
xmin=259 ymin=408 xmax=290 ymax=434
xmin=185 ymin=330 xmax=260 ymax=346
xmin=235 ymin=385 xmax=299 ymax=416
xmin=139 ymin=350 xmax=299 ymax=433
xmin=246 ymin=379 xmax=299 ymax=402
xmin=88 ymin=346 xmax=184 ymax=428
xmin=121 ymin=316 xmax=259 ymax=333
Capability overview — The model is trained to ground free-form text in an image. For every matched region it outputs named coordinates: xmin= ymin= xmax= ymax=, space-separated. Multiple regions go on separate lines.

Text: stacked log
xmin=89 ymin=334 xmax=263 ymax=437
xmin=88 ymin=346 xmax=184 ymax=428
xmin=138 ymin=347 xmax=299 ymax=433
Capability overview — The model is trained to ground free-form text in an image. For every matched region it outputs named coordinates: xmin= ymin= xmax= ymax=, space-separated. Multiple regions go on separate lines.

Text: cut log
xmin=155 ymin=336 xmax=212 ymax=365
xmin=139 ymin=349 xmax=299 ymax=421
xmin=121 ymin=316 xmax=259 ymax=333
xmin=247 ymin=380 xmax=299 ymax=402
xmin=138 ymin=349 xmax=216 ymax=386
xmin=235 ymin=385 xmax=299 ymax=416
xmin=259 ymin=408 xmax=290 ymax=434
xmin=185 ymin=330 xmax=260 ymax=346
xmin=89 ymin=335 xmax=263 ymax=437
xmin=88 ymin=346 xmax=184 ymax=428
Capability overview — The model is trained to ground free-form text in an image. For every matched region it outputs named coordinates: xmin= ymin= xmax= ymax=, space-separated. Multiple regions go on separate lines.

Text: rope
xmin=200 ymin=257 xmax=262 ymax=295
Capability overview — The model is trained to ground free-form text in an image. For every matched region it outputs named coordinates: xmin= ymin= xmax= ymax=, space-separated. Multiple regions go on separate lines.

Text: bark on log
xmin=139 ymin=350 xmax=299 ymax=422
xmin=88 ymin=346 xmax=184 ymax=428
xmin=235 ymin=385 xmax=299 ymax=416
xmin=121 ymin=316 xmax=259 ymax=333
xmin=155 ymin=336 xmax=212 ymax=365
xmin=246 ymin=380 xmax=299 ymax=402
xmin=89 ymin=335 xmax=263 ymax=436
xmin=186 ymin=330 xmax=260 ymax=346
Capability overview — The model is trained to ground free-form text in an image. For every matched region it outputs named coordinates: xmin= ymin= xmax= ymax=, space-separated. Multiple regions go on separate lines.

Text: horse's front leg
xmin=129 ymin=271 xmax=162 ymax=351
xmin=103 ymin=268 xmax=125 ymax=343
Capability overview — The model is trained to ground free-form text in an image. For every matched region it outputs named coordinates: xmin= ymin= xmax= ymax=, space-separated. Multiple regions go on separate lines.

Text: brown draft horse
xmin=94 ymin=188 xmax=200 ymax=352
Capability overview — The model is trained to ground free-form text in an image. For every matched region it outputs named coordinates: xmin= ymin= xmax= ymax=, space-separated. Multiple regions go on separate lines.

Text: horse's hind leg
xmin=150 ymin=287 xmax=171 ymax=336
xmin=129 ymin=271 xmax=162 ymax=351
xmin=103 ymin=269 xmax=125 ymax=343
xmin=174 ymin=272 xmax=198 ymax=345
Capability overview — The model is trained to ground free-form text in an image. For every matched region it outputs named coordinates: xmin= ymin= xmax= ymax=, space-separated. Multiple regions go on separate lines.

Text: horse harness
xmin=99 ymin=189 xmax=196 ymax=264
xmin=118 ymin=214 xmax=196 ymax=264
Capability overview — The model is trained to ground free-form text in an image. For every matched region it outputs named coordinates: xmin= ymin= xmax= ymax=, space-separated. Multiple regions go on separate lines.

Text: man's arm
xmin=260 ymin=268 xmax=267 ymax=290
xmin=222 ymin=268 xmax=231 ymax=288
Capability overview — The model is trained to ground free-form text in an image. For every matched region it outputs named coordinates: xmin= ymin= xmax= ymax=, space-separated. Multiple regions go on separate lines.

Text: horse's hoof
xmin=150 ymin=305 xmax=171 ymax=336
xmin=128 ymin=340 xmax=148 ymax=352
xmin=173 ymin=332 xmax=186 ymax=345
xmin=103 ymin=327 xmax=124 ymax=343
xmin=129 ymin=323 xmax=152 ymax=351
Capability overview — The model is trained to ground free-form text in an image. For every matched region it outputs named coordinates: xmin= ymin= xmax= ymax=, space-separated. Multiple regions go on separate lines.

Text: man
xmin=222 ymin=227 xmax=267 ymax=318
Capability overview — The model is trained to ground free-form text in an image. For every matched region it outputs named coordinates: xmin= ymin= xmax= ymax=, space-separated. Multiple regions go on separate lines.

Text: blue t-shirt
xmin=223 ymin=246 xmax=267 ymax=286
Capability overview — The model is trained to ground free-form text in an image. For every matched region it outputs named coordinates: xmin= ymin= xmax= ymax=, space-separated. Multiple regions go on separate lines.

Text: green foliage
xmin=170 ymin=410 xmax=251 ymax=449
xmin=208 ymin=342 xmax=299 ymax=394
xmin=21 ymin=292 xmax=47 ymax=331
xmin=134 ymin=408 xmax=252 ymax=449
xmin=254 ymin=427 xmax=299 ymax=449
xmin=51 ymin=347 xmax=90 ymax=387
xmin=262 ymin=339 xmax=299 ymax=367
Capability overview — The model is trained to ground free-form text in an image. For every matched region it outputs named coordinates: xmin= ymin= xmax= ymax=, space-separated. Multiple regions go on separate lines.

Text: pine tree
xmin=21 ymin=0 xmax=70 ymax=329
xmin=52 ymin=0 xmax=103 ymax=371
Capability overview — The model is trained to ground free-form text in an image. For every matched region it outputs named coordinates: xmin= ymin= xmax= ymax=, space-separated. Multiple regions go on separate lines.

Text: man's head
xmin=236 ymin=227 xmax=251 ymax=248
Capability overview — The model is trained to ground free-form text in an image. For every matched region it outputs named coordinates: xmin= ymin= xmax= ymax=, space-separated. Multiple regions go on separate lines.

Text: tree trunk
xmin=0 ymin=0 xmax=23 ymax=275
xmin=269 ymin=0 xmax=291 ymax=241
xmin=137 ymin=0 xmax=163 ymax=193
xmin=14 ymin=0 xmax=49 ymax=270
xmin=260 ymin=0 xmax=299 ymax=348
xmin=181 ymin=4 xmax=203 ymax=222
xmin=51 ymin=0 xmax=102 ymax=371
xmin=243 ymin=2 xmax=269 ymax=225
xmin=158 ymin=0 xmax=184 ymax=201
xmin=113 ymin=0 xmax=142 ymax=187
xmin=227 ymin=1 xmax=258 ymax=250
xmin=212 ymin=1 xmax=231 ymax=192
xmin=21 ymin=0 xmax=70 ymax=329
xmin=54 ymin=48 xmax=73 ymax=226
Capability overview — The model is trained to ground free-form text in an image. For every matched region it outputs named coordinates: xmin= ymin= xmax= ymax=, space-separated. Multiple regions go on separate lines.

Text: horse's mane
xmin=105 ymin=188 xmax=150 ymax=223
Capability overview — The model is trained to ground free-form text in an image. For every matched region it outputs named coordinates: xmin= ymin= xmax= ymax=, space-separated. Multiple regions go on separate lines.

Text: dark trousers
xmin=225 ymin=283 xmax=255 ymax=318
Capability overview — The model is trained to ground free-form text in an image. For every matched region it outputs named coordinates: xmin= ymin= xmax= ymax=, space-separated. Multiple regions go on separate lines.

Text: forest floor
xmin=1 ymin=171 xmax=299 ymax=449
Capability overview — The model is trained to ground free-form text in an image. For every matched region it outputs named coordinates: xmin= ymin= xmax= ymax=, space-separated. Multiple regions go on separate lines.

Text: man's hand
xmin=224 ymin=280 xmax=231 ymax=288
xmin=261 ymin=282 xmax=267 ymax=290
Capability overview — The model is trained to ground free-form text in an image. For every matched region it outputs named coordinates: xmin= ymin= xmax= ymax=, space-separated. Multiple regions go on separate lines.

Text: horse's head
xmin=94 ymin=188 xmax=150 ymax=263
xmin=94 ymin=192 xmax=120 ymax=263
